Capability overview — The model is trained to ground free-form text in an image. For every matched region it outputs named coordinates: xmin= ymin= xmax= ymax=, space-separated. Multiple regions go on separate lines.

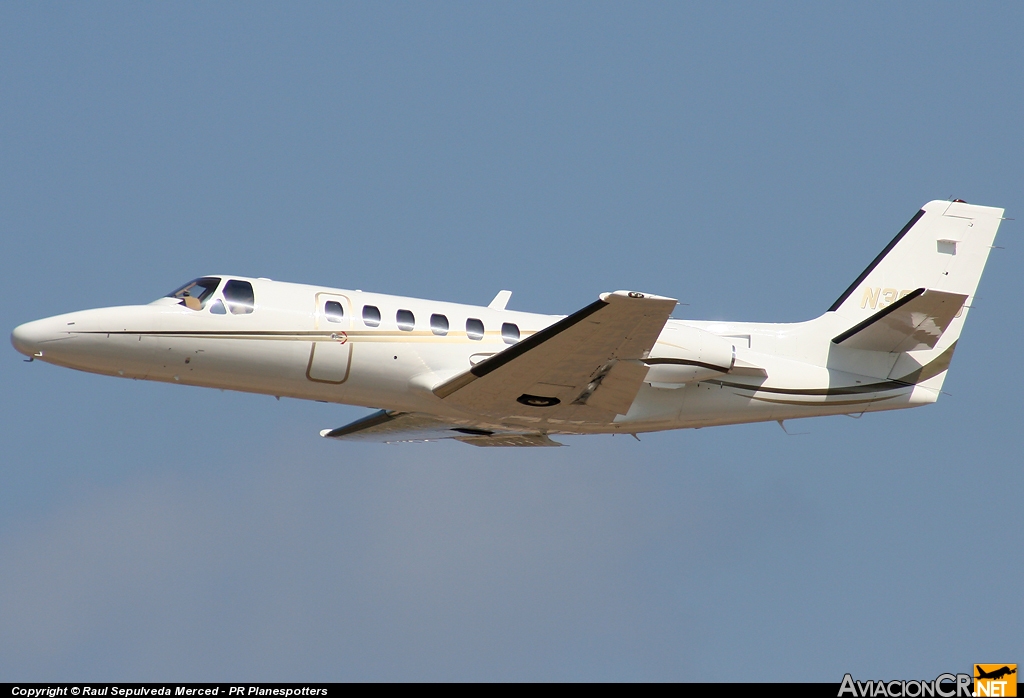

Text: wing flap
xmin=321 ymin=409 xmax=560 ymax=446
xmin=832 ymin=288 xmax=968 ymax=353
xmin=456 ymin=434 xmax=562 ymax=447
xmin=320 ymin=410 xmax=457 ymax=442
xmin=433 ymin=291 xmax=677 ymax=423
xmin=575 ymin=359 xmax=650 ymax=414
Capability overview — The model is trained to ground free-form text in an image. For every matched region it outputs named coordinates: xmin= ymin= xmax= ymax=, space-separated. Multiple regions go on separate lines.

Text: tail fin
xmin=829 ymin=200 xmax=1004 ymax=324
xmin=827 ymin=200 xmax=1004 ymax=393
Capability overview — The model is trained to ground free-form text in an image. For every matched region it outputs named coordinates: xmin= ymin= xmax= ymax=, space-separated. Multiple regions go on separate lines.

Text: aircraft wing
xmin=320 ymin=409 xmax=562 ymax=446
xmin=832 ymin=288 xmax=968 ymax=353
xmin=432 ymin=290 xmax=677 ymax=424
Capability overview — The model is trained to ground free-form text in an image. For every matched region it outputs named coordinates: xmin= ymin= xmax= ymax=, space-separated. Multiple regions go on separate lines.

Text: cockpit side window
xmin=166 ymin=277 xmax=221 ymax=310
xmin=223 ymin=280 xmax=255 ymax=315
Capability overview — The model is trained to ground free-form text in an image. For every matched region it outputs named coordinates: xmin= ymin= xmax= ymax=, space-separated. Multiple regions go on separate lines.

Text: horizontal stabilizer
xmin=832 ymin=288 xmax=967 ymax=353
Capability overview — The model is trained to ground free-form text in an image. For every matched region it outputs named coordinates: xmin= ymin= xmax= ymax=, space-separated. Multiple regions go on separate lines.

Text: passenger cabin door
xmin=306 ymin=293 xmax=352 ymax=384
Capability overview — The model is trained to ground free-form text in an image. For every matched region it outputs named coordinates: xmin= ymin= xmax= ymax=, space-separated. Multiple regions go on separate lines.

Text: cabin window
xmin=430 ymin=313 xmax=449 ymax=336
xmin=166 ymin=277 xmax=221 ymax=311
xmin=223 ymin=280 xmax=255 ymax=315
xmin=396 ymin=309 xmax=415 ymax=331
xmin=501 ymin=322 xmax=520 ymax=344
xmin=210 ymin=299 xmax=227 ymax=315
xmin=363 ymin=305 xmax=381 ymax=327
xmin=466 ymin=318 xmax=485 ymax=341
xmin=325 ymin=301 xmax=345 ymax=323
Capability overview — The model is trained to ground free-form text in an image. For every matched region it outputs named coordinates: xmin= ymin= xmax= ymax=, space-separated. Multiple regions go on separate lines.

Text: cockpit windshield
xmin=166 ymin=277 xmax=221 ymax=310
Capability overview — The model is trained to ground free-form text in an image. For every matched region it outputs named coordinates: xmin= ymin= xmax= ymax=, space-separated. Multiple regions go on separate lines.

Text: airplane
xmin=975 ymin=666 xmax=1016 ymax=681
xmin=10 ymin=199 xmax=1004 ymax=447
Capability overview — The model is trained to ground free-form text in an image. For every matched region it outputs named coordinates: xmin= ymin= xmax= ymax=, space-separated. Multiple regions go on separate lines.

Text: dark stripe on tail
xmin=827 ymin=209 xmax=925 ymax=312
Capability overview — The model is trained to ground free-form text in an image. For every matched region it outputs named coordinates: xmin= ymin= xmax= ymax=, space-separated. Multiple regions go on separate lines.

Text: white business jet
xmin=11 ymin=200 xmax=1004 ymax=446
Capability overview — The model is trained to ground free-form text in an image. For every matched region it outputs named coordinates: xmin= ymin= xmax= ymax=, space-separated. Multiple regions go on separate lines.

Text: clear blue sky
xmin=2 ymin=2 xmax=1021 ymax=681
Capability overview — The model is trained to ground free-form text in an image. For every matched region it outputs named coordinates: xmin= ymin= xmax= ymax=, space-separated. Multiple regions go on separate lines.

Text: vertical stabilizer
xmin=829 ymin=200 xmax=1003 ymax=323
xmin=828 ymin=200 xmax=1004 ymax=393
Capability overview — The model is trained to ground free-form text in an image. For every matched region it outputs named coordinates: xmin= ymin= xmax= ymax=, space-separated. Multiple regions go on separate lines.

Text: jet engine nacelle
xmin=644 ymin=325 xmax=735 ymax=385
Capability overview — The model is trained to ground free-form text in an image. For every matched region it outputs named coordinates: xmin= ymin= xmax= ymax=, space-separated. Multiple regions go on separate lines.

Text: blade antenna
xmin=776 ymin=419 xmax=809 ymax=436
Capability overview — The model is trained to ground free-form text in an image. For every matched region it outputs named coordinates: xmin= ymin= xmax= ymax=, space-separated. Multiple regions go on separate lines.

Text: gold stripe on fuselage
xmin=82 ymin=330 xmax=537 ymax=344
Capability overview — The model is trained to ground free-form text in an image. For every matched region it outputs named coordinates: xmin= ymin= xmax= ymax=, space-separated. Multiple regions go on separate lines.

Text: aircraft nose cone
xmin=11 ymin=318 xmax=61 ymax=357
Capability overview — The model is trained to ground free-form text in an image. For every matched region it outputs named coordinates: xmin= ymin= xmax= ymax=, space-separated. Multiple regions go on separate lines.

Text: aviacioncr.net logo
xmin=839 ymin=673 xmax=972 ymax=698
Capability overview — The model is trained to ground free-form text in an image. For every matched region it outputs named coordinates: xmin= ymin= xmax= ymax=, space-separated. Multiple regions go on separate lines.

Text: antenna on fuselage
xmin=488 ymin=290 xmax=512 ymax=311
xmin=776 ymin=419 xmax=809 ymax=436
